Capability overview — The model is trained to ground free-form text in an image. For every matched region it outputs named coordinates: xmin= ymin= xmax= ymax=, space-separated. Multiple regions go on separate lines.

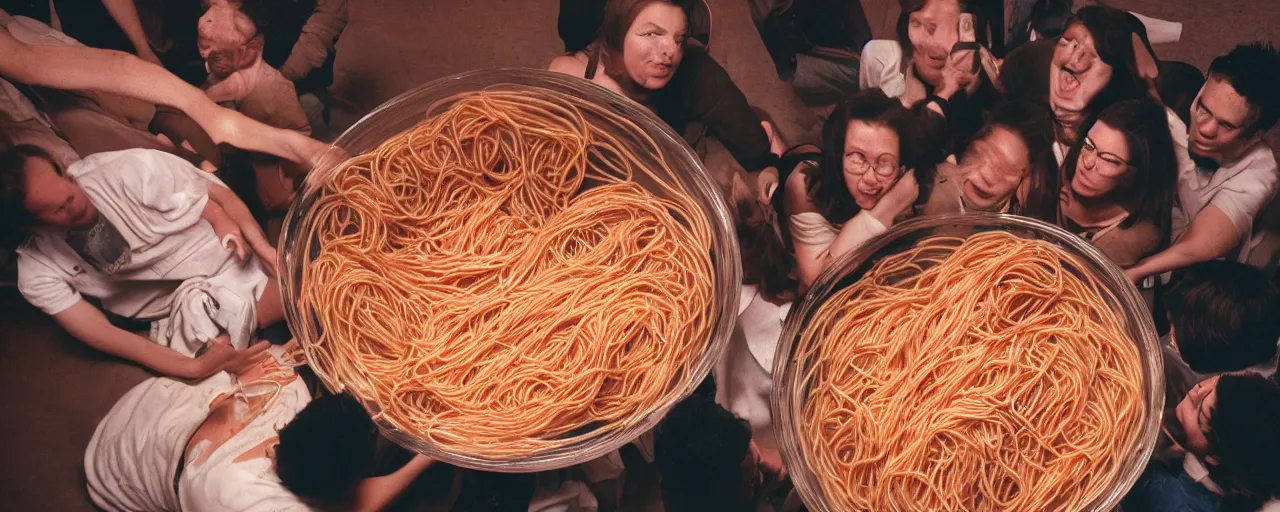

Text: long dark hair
xmin=1061 ymin=5 xmax=1147 ymax=132
xmin=808 ymin=89 xmax=915 ymax=225
xmin=1062 ymin=98 xmax=1175 ymax=233
xmin=964 ymin=99 xmax=1060 ymax=223
xmin=1204 ymin=374 xmax=1280 ymax=511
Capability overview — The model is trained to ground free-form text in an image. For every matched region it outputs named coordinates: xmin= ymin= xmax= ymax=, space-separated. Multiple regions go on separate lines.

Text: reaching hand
xmin=883 ymin=169 xmax=920 ymax=215
xmin=939 ymin=51 xmax=979 ymax=99
xmin=195 ymin=336 xmax=271 ymax=378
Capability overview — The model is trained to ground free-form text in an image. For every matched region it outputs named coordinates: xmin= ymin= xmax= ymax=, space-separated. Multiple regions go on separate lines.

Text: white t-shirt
xmin=178 ymin=377 xmax=312 ymax=512
xmin=86 ymin=358 xmax=312 ymax=512
xmin=16 ymin=149 xmax=268 ymax=318
xmin=1172 ymin=140 xmax=1280 ymax=263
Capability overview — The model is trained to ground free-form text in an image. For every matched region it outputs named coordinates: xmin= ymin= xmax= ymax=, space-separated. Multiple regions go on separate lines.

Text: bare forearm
xmin=56 ymin=302 xmax=198 ymax=378
xmin=209 ymin=185 xmax=269 ymax=246
xmin=7 ymin=41 xmax=324 ymax=165
xmin=100 ymin=0 xmax=150 ymax=53
xmin=353 ymin=455 xmax=435 ymax=512
xmin=280 ymin=0 xmax=348 ymax=81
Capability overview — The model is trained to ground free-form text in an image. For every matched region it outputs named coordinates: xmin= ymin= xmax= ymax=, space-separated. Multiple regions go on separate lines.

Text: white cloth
xmin=86 ymin=360 xmax=313 ymax=512
xmin=178 ymin=377 xmax=312 ymax=512
xmin=16 ymin=149 xmax=268 ymax=318
xmin=1130 ymin=12 xmax=1183 ymax=44
xmin=788 ymin=210 xmax=887 ymax=252
xmin=1172 ymin=139 xmax=1279 ymax=263
xmin=150 ymin=278 xmax=258 ymax=356
xmin=85 ymin=373 xmax=234 ymax=512
xmin=715 ymin=284 xmax=791 ymax=456
xmin=859 ymin=40 xmax=907 ymax=100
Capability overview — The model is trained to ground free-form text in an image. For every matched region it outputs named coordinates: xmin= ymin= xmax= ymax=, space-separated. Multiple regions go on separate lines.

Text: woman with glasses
xmin=1059 ymin=98 xmax=1177 ymax=269
xmin=776 ymin=90 xmax=924 ymax=293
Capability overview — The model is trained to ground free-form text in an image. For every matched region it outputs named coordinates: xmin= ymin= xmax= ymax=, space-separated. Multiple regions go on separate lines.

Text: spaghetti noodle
xmin=295 ymin=88 xmax=715 ymax=458
xmin=798 ymin=231 xmax=1143 ymax=511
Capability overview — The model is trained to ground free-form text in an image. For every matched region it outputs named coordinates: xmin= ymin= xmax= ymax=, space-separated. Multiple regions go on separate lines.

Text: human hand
xmin=884 ymin=169 xmax=920 ymax=214
xmin=939 ymin=52 xmax=979 ymax=99
xmin=194 ymin=335 xmax=271 ymax=378
xmin=136 ymin=45 xmax=163 ymax=67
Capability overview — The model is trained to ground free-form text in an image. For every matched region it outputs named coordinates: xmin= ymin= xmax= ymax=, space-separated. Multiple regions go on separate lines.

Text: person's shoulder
xmin=548 ymin=52 xmax=588 ymax=75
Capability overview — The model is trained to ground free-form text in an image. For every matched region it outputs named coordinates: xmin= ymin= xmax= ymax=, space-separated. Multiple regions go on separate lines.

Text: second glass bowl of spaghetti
xmin=279 ymin=69 xmax=741 ymax=472
xmin=772 ymin=214 xmax=1163 ymax=512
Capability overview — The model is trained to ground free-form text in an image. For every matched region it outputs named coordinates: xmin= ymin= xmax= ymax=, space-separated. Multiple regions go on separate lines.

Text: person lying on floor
xmin=86 ymin=339 xmax=439 ymax=511
xmin=1 ymin=145 xmax=282 ymax=379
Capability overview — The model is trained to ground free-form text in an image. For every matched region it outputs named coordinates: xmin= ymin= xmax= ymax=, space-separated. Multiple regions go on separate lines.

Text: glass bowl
xmin=278 ymin=69 xmax=741 ymax=472
xmin=771 ymin=213 xmax=1163 ymax=511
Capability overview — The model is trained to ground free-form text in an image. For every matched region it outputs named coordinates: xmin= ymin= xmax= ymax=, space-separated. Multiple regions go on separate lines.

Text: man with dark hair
xmin=1164 ymin=260 xmax=1280 ymax=376
xmin=1125 ymin=373 xmax=1280 ymax=511
xmin=1127 ymin=42 xmax=1280 ymax=283
xmin=86 ymin=342 xmax=437 ymax=511
xmin=653 ymin=395 xmax=777 ymax=511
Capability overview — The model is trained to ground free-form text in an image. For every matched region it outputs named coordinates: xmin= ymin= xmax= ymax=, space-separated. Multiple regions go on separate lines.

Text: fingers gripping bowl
xmin=279 ymin=69 xmax=741 ymax=472
xmin=773 ymin=214 xmax=1163 ymax=511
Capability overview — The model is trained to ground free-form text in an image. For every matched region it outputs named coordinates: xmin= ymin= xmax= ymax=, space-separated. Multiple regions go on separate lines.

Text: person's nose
xmin=1196 ymin=117 xmax=1219 ymax=141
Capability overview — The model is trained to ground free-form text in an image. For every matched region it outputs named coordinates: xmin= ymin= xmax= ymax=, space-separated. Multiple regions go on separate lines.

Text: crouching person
xmin=1 ymin=145 xmax=282 ymax=379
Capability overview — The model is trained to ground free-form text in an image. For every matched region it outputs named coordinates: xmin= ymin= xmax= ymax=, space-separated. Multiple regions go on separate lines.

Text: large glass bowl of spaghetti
xmin=279 ymin=69 xmax=741 ymax=472
xmin=773 ymin=213 xmax=1162 ymax=512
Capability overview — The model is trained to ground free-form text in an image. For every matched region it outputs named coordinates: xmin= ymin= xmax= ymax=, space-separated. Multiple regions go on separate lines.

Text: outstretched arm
xmin=0 ymin=30 xmax=328 ymax=167
xmin=53 ymin=300 xmax=269 ymax=379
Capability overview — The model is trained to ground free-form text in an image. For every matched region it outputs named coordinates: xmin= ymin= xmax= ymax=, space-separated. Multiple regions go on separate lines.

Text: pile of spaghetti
xmin=797 ymin=232 xmax=1144 ymax=511
xmin=295 ymin=87 xmax=716 ymax=458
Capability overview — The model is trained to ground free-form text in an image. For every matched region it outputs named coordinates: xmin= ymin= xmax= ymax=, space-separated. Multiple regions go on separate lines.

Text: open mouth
xmin=963 ymin=179 xmax=995 ymax=201
xmin=1057 ymin=66 xmax=1082 ymax=96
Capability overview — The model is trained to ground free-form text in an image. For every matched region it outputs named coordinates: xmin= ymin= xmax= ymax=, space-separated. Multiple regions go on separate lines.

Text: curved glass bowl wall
xmin=771 ymin=213 xmax=1163 ymax=511
xmin=279 ymin=69 xmax=742 ymax=472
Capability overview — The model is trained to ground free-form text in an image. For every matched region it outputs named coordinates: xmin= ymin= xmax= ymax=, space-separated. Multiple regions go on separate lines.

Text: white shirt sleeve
xmin=859 ymin=40 xmax=906 ymax=99
xmin=1210 ymin=152 xmax=1280 ymax=236
xmin=75 ymin=150 xmax=219 ymax=246
xmin=16 ymin=248 xmax=81 ymax=315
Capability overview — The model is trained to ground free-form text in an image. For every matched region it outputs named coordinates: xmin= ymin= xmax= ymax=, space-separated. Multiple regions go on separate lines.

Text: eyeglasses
xmin=846 ymin=153 xmax=901 ymax=178
xmin=1080 ymin=137 xmax=1131 ymax=176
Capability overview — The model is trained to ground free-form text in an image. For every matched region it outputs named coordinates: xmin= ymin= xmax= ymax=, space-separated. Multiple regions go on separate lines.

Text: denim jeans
xmin=1122 ymin=460 xmax=1220 ymax=512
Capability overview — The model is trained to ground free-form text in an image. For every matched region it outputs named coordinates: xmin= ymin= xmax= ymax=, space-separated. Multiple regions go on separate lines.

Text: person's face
xmin=1188 ymin=77 xmax=1260 ymax=164
xmin=1049 ymin=24 xmax=1114 ymax=125
xmin=1071 ymin=120 xmax=1134 ymax=199
xmin=1176 ymin=375 xmax=1220 ymax=462
xmin=960 ymin=126 xmax=1031 ymax=212
xmin=842 ymin=120 xmax=902 ymax=210
xmin=21 ymin=156 xmax=97 ymax=229
xmin=621 ymin=2 xmax=687 ymax=91
xmin=198 ymin=4 xmax=252 ymax=78
xmin=906 ymin=0 xmax=962 ymax=87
